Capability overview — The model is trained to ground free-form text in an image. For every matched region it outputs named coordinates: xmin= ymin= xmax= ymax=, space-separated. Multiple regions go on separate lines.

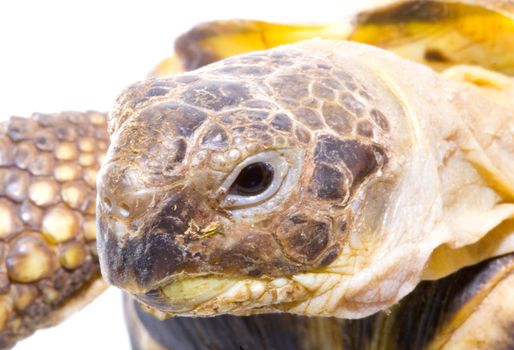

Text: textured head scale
xmin=97 ymin=41 xmax=409 ymax=317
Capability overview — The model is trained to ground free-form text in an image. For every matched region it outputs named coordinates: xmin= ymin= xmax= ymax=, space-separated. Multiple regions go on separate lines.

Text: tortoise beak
xmin=96 ymin=159 xmax=213 ymax=294
xmin=137 ymin=276 xmax=239 ymax=314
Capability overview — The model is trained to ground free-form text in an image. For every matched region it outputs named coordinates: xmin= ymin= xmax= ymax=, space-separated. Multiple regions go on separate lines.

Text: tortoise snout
xmin=97 ymin=162 xmax=157 ymax=224
xmin=99 ymin=191 xmax=131 ymax=220
xmin=97 ymin=187 xmax=213 ymax=294
xmin=99 ymin=185 xmax=149 ymax=223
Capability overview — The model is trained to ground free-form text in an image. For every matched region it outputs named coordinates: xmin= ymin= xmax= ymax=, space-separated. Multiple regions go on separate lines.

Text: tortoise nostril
xmin=119 ymin=203 xmax=131 ymax=218
xmin=101 ymin=196 xmax=132 ymax=218
xmin=103 ymin=197 xmax=112 ymax=211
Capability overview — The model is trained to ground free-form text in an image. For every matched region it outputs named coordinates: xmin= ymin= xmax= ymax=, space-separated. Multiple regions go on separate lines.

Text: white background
xmin=0 ymin=1 xmax=376 ymax=349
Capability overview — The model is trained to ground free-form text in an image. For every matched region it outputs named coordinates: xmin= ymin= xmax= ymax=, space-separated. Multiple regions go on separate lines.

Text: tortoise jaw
xmin=96 ymin=187 xmax=212 ymax=294
xmin=134 ymin=273 xmax=318 ymax=318
xmin=137 ymin=276 xmax=240 ymax=314
xmin=135 ymin=272 xmax=336 ymax=318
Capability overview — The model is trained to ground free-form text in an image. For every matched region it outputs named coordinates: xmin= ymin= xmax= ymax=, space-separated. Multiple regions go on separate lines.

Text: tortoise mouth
xmin=136 ymin=275 xmax=241 ymax=314
xmin=134 ymin=273 xmax=312 ymax=316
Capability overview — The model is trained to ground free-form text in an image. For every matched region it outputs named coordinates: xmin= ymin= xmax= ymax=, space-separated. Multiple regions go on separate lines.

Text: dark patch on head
xmin=99 ymin=190 xmax=211 ymax=288
xmin=276 ymin=214 xmax=331 ymax=264
xmin=150 ymin=80 xmax=178 ymax=89
xmin=208 ymin=232 xmax=298 ymax=277
xmin=145 ymin=87 xmax=169 ymax=97
xmin=271 ymin=51 xmax=299 ymax=61
xmin=270 ymin=74 xmax=310 ymax=101
xmin=244 ymin=99 xmax=275 ymax=109
xmin=219 ymin=65 xmax=273 ymax=76
xmin=295 ymin=125 xmax=311 ymax=144
xmin=322 ymin=102 xmax=354 ymax=134
xmin=314 ymin=135 xmax=385 ymax=185
xmin=335 ymin=70 xmax=353 ymax=81
xmin=139 ymin=102 xmax=207 ymax=137
xmin=339 ymin=93 xmax=365 ymax=116
xmin=321 ymin=79 xmax=341 ymax=90
xmin=271 ymin=113 xmax=292 ymax=132
xmin=182 ymin=81 xmax=250 ymax=111
xmin=359 ymin=89 xmax=372 ymax=100
xmin=139 ymin=137 xmax=188 ymax=182
xmin=317 ymin=63 xmax=331 ymax=70
xmin=211 ymin=247 xmax=262 ymax=276
xmin=235 ymin=52 xmax=271 ymax=65
xmin=344 ymin=81 xmax=358 ymax=91
xmin=201 ymin=124 xmax=228 ymax=149
xmin=246 ymin=110 xmax=269 ymax=121
xmin=99 ymin=204 xmax=187 ymax=289
xmin=356 ymin=120 xmax=374 ymax=137
xmin=232 ymin=126 xmax=245 ymax=134
xmin=220 ymin=114 xmax=233 ymax=124
xmin=311 ymin=164 xmax=348 ymax=200
xmin=269 ymin=52 xmax=286 ymax=59
xmin=370 ymin=109 xmax=390 ymax=131
xmin=295 ymin=108 xmax=323 ymax=130
xmin=303 ymin=97 xmax=319 ymax=109
xmin=133 ymin=233 xmax=185 ymax=287
xmin=249 ymin=124 xmax=268 ymax=131
xmin=171 ymin=138 xmax=187 ymax=164
xmin=260 ymin=133 xmax=273 ymax=146
xmin=271 ymin=58 xmax=294 ymax=66
xmin=127 ymin=97 xmax=149 ymax=111
xmin=316 ymin=243 xmax=341 ymax=267
xmin=176 ymin=75 xmax=200 ymax=84
xmin=147 ymin=196 xmax=194 ymax=237
xmin=312 ymin=83 xmax=335 ymax=100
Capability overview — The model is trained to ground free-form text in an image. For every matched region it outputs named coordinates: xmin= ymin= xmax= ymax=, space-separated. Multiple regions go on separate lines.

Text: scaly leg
xmin=0 ymin=111 xmax=109 ymax=348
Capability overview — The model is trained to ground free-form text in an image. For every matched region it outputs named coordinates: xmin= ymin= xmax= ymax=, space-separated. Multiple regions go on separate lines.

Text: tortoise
xmin=1 ymin=0 xmax=514 ymax=349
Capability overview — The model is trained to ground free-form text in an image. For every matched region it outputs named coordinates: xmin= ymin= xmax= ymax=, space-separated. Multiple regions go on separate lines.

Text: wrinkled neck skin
xmin=306 ymin=41 xmax=514 ymax=318
xmin=98 ymin=40 xmax=514 ymax=319
xmin=309 ymin=41 xmax=514 ymax=317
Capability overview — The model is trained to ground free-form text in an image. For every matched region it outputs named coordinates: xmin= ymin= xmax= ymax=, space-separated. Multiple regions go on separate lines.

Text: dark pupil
xmin=230 ymin=162 xmax=274 ymax=196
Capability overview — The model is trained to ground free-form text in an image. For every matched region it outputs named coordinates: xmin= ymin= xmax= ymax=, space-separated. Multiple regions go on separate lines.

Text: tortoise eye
xmin=219 ymin=149 xmax=302 ymax=213
xmin=229 ymin=162 xmax=274 ymax=196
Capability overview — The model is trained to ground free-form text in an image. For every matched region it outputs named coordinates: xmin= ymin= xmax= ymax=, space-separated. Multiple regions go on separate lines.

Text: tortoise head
xmin=97 ymin=41 xmax=418 ymax=318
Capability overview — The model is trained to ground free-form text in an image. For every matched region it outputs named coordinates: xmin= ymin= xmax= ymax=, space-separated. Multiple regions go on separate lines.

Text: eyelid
xmin=216 ymin=149 xmax=303 ymax=221
xmin=219 ymin=152 xmax=289 ymax=209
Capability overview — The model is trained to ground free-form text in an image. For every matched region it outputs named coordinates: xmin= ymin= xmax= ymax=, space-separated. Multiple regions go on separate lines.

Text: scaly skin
xmin=0 ymin=111 xmax=108 ymax=348
xmin=97 ymin=40 xmax=514 ymax=321
xmin=1 ymin=1 xmax=514 ymax=347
